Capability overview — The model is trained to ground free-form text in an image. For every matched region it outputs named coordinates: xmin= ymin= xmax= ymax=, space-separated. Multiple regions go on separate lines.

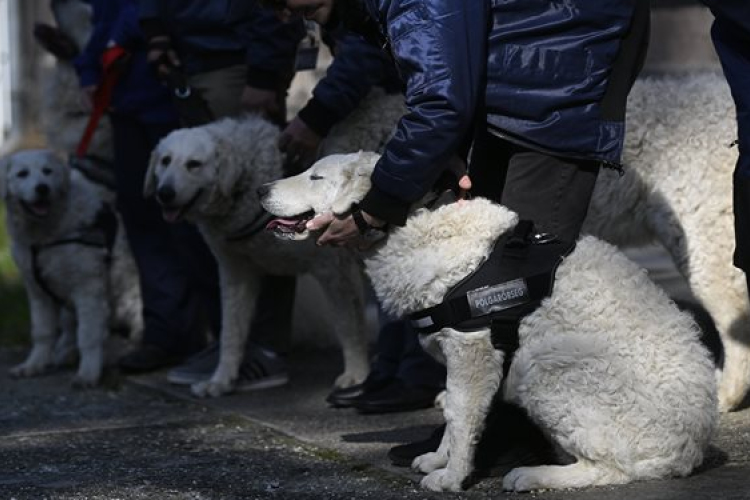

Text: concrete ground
xmin=3 ymin=246 xmax=750 ymax=500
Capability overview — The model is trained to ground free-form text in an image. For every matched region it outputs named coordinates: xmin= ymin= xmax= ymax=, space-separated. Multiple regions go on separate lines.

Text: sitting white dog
xmin=260 ymin=152 xmax=718 ymax=492
xmin=0 ymin=149 xmax=141 ymax=386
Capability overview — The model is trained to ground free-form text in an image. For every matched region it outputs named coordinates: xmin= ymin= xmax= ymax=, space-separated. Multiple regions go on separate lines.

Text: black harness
xmin=31 ymin=204 xmax=118 ymax=306
xmin=408 ymin=220 xmax=575 ymax=372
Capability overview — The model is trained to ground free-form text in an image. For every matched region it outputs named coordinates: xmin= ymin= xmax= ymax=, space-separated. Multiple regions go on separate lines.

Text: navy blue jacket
xmin=297 ymin=29 xmax=402 ymax=137
xmin=703 ymin=1 xmax=750 ymax=176
xmin=74 ymin=0 xmax=176 ymax=123
xmin=137 ymin=0 xmax=304 ymax=90
xmin=349 ymin=0 xmax=641 ymax=225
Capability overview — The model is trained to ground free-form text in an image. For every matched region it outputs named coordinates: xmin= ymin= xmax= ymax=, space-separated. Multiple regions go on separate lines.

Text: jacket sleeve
xmin=137 ymin=0 xmax=169 ymax=41
xmin=297 ymin=30 xmax=395 ymax=137
xmin=702 ymin=0 xmax=750 ymax=34
xmin=73 ymin=0 xmax=108 ymax=87
xmin=233 ymin=5 xmax=305 ymax=90
xmin=358 ymin=1 xmax=489 ymax=225
xmin=109 ymin=1 xmax=145 ymax=49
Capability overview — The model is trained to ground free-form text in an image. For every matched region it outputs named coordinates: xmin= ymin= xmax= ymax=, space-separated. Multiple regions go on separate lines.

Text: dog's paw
xmin=420 ymin=469 xmax=465 ymax=492
xmin=9 ymin=360 xmax=50 ymax=378
xmin=191 ymin=379 xmax=235 ymax=398
xmin=503 ymin=466 xmax=543 ymax=492
xmin=71 ymin=373 xmax=100 ymax=389
xmin=412 ymin=451 xmax=448 ymax=474
xmin=332 ymin=370 xmax=364 ymax=389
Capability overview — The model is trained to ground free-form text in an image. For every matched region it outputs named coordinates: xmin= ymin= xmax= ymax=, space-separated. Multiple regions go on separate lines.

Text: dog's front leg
xmin=10 ymin=289 xmax=59 ymax=378
xmin=70 ymin=288 xmax=109 ymax=387
xmin=420 ymin=329 xmax=503 ymax=492
xmin=192 ymin=257 xmax=259 ymax=398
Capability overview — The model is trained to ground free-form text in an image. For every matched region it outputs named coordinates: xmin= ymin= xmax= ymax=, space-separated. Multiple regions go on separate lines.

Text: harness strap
xmin=30 ymin=204 xmax=117 ymax=305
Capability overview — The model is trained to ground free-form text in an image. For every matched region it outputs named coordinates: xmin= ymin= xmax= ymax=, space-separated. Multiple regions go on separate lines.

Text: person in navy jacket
xmin=264 ymin=0 xmax=649 ymax=463
xmin=267 ymin=0 xmax=649 ymax=251
xmin=75 ymin=0 xmax=218 ymax=372
xmin=702 ymin=1 xmax=750 ymax=283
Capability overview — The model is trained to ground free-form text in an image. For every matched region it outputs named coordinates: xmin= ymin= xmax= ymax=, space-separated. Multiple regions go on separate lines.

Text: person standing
xmin=74 ymin=0 xmax=215 ymax=372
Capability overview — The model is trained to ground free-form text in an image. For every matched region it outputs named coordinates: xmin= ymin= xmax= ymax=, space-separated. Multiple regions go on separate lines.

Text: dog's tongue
xmin=266 ymin=218 xmax=306 ymax=233
xmin=162 ymin=208 xmax=181 ymax=223
xmin=29 ymin=201 xmax=50 ymax=216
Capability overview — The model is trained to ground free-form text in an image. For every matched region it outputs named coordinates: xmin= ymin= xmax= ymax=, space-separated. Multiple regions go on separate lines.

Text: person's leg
xmin=111 ymin=116 xmax=209 ymax=371
xmin=351 ymin=321 xmax=445 ymax=414
xmin=501 ymin=146 xmax=600 ymax=242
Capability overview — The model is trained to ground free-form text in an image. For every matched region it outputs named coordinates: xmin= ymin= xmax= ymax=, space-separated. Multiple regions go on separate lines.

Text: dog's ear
xmin=143 ymin=150 xmax=159 ymax=198
xmin=214 ymin=136 xmax=244 ymax=198
xmin=329 ymin=153 xmax=376 ymax=214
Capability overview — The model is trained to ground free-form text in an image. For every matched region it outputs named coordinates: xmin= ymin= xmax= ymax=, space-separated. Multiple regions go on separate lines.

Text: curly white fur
xmin=261 ymin=155 xmax=718 ymax=493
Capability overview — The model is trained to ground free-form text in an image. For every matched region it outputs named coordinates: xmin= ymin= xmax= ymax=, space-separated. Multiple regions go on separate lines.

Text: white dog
xmin=0 ymin=149 xmax=142 ymax=386
xmin=144 ymin=116 xmax=370 ymax=398
xmin=260 ymin=152 xmax=718 ymax=493
xmin=585 ymin=73 xmax=748 ymax=411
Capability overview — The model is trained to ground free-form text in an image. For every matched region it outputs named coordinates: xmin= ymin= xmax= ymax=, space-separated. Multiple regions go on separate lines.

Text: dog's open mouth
xmin=160 ymin=189 xmax=202 ymax=223
xmin=21 ymin=199 xmax=52 ymax=218
xmin=266 ymin=211 xmax=314 ymax=240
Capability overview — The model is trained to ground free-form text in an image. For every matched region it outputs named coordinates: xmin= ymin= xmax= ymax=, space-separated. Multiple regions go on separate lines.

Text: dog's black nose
xmin=35 ymin=183 xmax=50 ymax=197
xmin=157 ymin=185 xmax=176 ymax=204
xmin=257 ymin=183 xmax=271 ymax=199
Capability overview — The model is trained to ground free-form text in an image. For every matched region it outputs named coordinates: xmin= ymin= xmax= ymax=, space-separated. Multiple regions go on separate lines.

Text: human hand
xmin=307 ymin=211 xmax=385 ymax=250
xmin=241 ymin=85 xmax=282 ymax=122
xmin=146 ymin=35 xmax=180 ymax=79
xmin=278 ymin=116 xmax=323 ymax=174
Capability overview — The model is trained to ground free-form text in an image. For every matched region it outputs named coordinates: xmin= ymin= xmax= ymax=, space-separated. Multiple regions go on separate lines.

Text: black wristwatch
xmin=352 ymin=207 xmax=389 ymax=241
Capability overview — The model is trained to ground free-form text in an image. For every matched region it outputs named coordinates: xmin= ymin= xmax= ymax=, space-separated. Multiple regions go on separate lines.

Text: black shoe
xmin=388 ymin=424 xmax=445 ymax=467
xmin=118 ymin=344 xmax=184 ymax=374
xmin=351 ymin=379 xmax=440 ymax=414
xmin=325 ymin=376 xmax=393 ymax=408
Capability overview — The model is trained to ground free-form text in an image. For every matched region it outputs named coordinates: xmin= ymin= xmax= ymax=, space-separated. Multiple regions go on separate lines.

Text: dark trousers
xmin=110 ymin=114 xmax=220 ymax=355
xmin=370 ymin=318 xmax=446 ymax=390
xmin=470 ymin=132 xmax=600 ymax=243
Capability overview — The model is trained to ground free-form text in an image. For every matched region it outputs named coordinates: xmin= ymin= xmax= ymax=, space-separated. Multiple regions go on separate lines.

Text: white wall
xmin=0 ymin=0 xmax=14 ymax=148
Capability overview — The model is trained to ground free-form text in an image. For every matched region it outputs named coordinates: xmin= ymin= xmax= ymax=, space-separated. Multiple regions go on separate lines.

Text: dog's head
xmin=260 ymin=151 xmax=379 ymax=240
xmin=0 ymin=150 xmax=70 ymax=220
xmin=144 ymin=125 xmax=245 ymax=223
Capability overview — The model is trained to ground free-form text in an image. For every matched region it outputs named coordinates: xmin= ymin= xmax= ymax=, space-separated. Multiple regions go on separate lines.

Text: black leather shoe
xmin=118 ymin=344 xmax=183 ymax=374
xmin=351 ymin=379 xmax=440 ymax=414
xmin=325 ymin=376 xmax=393 ymax=408
xmin=388 ymin=424 xmax=445 ymax=467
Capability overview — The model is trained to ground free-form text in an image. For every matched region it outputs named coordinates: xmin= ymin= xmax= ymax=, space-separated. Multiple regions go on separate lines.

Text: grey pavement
xmin=3 ymin=247 xmax=750 ymax=500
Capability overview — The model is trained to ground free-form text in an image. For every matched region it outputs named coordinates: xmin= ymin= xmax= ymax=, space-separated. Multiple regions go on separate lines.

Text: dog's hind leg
xmin=655 ymin=214 xmax=750 ymax=411
xmin=419 ymin=329 xmax=503 ymax=492
xmin=10 ymin=290 xmax=59 ymax=378
xmin=502 ymin=460 xmax=629 ymax=492
xmin=193 ymin=256 xmax=260 ymax=398
xmin=314 ymin=261 xmax=370 ymax=388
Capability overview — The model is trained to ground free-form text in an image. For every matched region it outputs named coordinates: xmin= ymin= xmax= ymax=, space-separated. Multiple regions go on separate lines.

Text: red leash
xmin=75 ymin=45 xmax=128 ymax=158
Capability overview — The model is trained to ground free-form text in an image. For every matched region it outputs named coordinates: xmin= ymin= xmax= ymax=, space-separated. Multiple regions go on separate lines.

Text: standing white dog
xmin=144 ymin=116 xmax=370 ymax=397
xmin=1 ymin=150 xmax=141 ymax=386
xmin=260 ymin=152 xmax=718 ymax=493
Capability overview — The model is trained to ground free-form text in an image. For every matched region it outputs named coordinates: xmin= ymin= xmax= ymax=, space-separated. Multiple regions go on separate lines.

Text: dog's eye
xmin=161 ymin=156 xmax=172 ymax=166
xmin=310 ymin=174 xmax=324 ymax=181
xmin=17 ymin=170 xmax=29 ymax=179
xmin=42 ymin=167 xmax=52 ymax=175
xmin=186 ymin=160 xmax=203 ymax=170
